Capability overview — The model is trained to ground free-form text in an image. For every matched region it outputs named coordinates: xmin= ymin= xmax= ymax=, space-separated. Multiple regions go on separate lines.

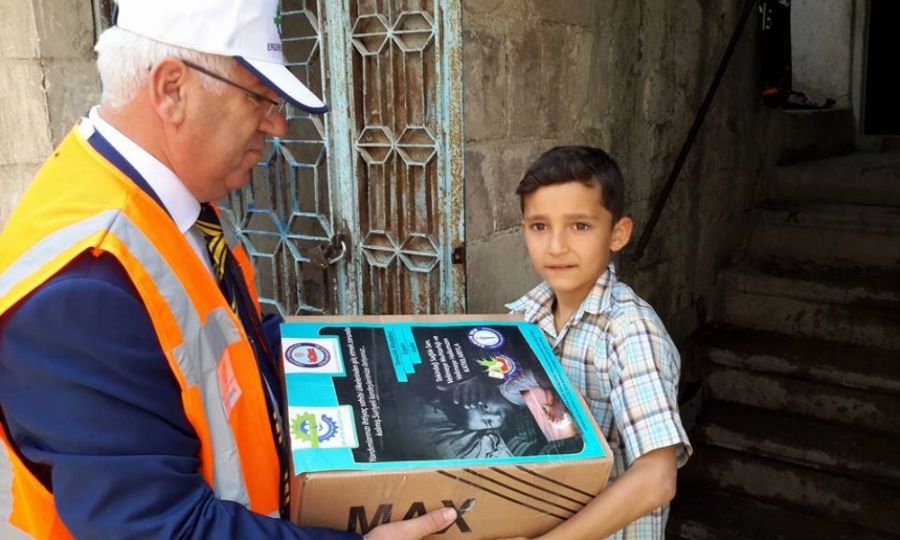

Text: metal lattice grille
xmin=351 ymin=1 xmax=451 ymax=314
xmin=222 ymin=1 xmax=337 ymax=316
xmin=222 ymin=0 xmax=465 ymax=316
xmin=90 ymin=0 xmax=462 ymax=316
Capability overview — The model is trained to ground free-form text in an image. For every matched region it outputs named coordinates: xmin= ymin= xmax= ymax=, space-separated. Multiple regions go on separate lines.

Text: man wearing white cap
xmin=0 ymin=1 xmax=455 ymax=538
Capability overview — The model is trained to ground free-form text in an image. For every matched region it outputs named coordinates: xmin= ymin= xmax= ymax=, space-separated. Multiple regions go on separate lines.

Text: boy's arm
xmin=522 ymin=316 xmax=689 ymax=540
xmin=501 ymin=445 xmax=677 ymax=540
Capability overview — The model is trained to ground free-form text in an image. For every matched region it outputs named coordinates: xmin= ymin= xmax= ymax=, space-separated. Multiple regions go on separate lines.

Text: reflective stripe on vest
xmin=0 ymin=210 xmax=253 ymax=508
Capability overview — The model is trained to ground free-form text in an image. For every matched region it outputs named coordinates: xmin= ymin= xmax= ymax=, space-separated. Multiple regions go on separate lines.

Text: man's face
xmin=173 ymin=62 xmax=288 ymax=202
xmin=521 ymin=181 xmax=630 ymax=302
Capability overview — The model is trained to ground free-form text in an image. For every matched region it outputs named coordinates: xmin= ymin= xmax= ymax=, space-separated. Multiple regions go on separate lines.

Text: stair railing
xmin=629 ymin=0 xmax=758 ymax=262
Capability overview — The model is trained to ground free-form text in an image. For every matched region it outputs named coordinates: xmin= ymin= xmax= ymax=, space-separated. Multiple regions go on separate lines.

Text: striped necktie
xmin=194 ymin=204 xmax=239 ymax=312
xmin=194 ymin=203 xmax=292 ymax=516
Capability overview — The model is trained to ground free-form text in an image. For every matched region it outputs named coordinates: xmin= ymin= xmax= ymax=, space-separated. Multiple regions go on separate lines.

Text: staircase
xmin=669 ymin=150 xmax=900 ymax=538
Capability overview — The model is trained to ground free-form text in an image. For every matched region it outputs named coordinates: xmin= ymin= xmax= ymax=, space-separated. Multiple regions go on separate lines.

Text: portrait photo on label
xmin=521 ymin=387 xmax=578 ymax=441
xmin=319 ymin=324 xmax=585 ymax=464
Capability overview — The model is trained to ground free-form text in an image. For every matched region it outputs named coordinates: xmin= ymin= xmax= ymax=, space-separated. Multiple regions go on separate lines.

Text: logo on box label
xmin=285 ymin=342 xmax=331 ymax=368
xmin=288 ymin=405 xmax=358 ymax=450
xmin=477 ymin=354 xmax=518 ymax=380
xmin=282 ymin=337 xmax=345 ymax=375
xmin=292 ymin=412 xmax=338 ymax=445
xmin=468 ymin=327 xmax=505 ymax=349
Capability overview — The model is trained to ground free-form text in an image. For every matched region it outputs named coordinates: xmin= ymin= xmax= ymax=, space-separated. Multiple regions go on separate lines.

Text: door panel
xmin=224 ymin=0 xmax=465 ymax=316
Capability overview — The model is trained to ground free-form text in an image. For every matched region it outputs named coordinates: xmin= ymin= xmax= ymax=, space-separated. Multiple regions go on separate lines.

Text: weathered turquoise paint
xmin=323 ymin=0 xmax=358 ymax=314
xmin=437 ymin=0 xmax=466 ymax=313
xmin=225 ymin=0 xmax=464 ymax=316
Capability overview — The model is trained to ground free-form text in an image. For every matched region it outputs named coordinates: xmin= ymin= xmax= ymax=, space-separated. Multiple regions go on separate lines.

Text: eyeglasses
xmin=181 ymin=60 xmax=287 ymax=118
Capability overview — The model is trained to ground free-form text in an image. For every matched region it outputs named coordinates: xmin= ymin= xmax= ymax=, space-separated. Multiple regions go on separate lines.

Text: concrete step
xmin=693 ymin=401 xmax=900 ymax=487
xmin=679 ymin=445 xmax=900 ymax=536
xmin=719 ymin=263 xmax=900 ymax=350
xmin=721 ymin=261 xmax=900 ymax=309
xmin=695 ymin=326 xmax=900 ymax=394
xmin=668 ymin=488 xmax=896 ymax=540
xmin=771 ymin=108 xmax=855 ymax=164
xmin=748 ymin=201 xmax=900 ymax=268
xmin=769 ymin=151 xmax=900 ymax=207
xmin=717 ymin=270 xmax=900 ymax=351
xmin=706 ymin=366 xmax=900 ymax=435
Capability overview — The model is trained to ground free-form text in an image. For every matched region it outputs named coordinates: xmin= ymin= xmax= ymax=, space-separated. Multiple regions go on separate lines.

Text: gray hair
xmin=94 ymin=27 xmax=234 ymax=109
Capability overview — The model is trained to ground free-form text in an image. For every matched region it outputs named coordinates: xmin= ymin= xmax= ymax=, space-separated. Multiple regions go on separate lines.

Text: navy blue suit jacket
xmin=0 ymin=130 xmax=360 ymax=539
xmin=0 ymin=252 xmax=359 ymax=539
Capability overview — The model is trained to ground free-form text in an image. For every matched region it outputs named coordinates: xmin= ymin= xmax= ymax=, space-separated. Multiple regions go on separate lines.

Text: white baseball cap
xmin=113 ymin=0 xmax=327 ymax=113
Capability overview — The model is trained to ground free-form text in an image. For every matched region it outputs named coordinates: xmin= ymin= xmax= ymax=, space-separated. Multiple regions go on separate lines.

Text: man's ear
xmin=609 ymin=216 xmax=633 ymax=253
xmin=148 ymin=58 xmax=189 ymax=126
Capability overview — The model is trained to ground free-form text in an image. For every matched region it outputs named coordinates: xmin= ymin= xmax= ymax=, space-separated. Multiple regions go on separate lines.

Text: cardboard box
xmin=281 ymin=315 xmax=612 ymax=539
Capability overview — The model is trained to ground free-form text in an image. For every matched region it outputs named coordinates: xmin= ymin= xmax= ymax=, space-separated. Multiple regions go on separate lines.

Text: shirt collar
xmin=506 ymin=280 xmax=555 ymax=324
xmin=85 ymin=107 xmax=201 ymax=234
xmin=506 ymin=264 xmax=618 ymax=324
xmin=580 ymin=264 xmax=616 ymax=316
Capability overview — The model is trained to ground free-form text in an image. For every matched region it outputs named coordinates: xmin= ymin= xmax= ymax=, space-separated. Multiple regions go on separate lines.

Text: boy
xmin=504 ymin=146 xmax=692 ymax=539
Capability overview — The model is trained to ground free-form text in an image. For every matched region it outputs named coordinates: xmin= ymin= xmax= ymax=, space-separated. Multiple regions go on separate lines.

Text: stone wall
xmin=0 ymin=0 xmax=99 ymax=227
xmin=0 ymin=1 xmax=97 ymax=536
xmin=792 ymin=0 xmax=854 ymax=108
xmin=462 ymin=0 xmax=786 ymax=344
xmin=462 ymin=0 xmax=605 ymax=315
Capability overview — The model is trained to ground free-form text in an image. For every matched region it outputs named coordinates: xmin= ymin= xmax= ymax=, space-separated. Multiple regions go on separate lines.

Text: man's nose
xmin=260 ymin=109 xmax=288 ymax=138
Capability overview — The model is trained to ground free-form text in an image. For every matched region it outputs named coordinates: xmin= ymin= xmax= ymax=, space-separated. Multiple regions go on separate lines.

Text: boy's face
xmin=521 ymin=181 xmax=632 ymax=303
xmin=462 ymin=397 xmax=515 ymax=430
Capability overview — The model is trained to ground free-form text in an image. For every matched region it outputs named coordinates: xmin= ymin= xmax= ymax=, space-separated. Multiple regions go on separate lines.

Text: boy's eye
xmin=529 ymin=223 xmax=546 ymax=231
xmin=573 ymin=222 xmax=590 ymax=231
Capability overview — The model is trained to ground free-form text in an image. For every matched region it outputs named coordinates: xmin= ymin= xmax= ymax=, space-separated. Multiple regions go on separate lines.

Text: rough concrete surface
xmin=43 ymin=59 xmax=101 ymax=144
xmin=466 ymin=227 xmax=541 ymax=313
xmin=0 ymin=0 xmax=98 ymax=228
xmin=792 ymin=0 xmax=853 ymax=107
xmin=32 ymin=0 xmax=95 ymax=59
xmin=0 ymin=163 xmax=43 ymax=227
xmin=680 ymin=136 xmax=900 ymax=536
xmin=462 ymin=0 xmax=783 ymax=347
xmin=0 ymin=0 xmax=40 ymax=59
xmin=0 ymin=60 xmax=53 ymax=166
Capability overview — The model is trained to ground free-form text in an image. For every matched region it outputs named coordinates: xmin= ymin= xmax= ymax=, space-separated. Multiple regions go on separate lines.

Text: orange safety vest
xmin=0 ymin=126 xmax=282 ymax=538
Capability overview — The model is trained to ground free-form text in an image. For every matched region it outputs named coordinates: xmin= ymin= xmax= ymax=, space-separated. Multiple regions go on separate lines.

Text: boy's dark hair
xmin=516 ymin=146 xmax=625 ymax=222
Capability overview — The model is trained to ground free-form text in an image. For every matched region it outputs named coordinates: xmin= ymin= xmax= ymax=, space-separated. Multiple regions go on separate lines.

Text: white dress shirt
xmin=79 ymin=107 xmax=214 ymax=275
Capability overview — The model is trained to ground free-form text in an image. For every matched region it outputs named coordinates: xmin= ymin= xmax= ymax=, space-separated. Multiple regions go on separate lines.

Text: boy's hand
xmin=363 ymin=507 xmax=457 ymax=540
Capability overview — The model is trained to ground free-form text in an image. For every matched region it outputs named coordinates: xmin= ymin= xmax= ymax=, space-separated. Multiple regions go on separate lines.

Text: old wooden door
xmin=221 ymin=0 xmax=466 ymax=316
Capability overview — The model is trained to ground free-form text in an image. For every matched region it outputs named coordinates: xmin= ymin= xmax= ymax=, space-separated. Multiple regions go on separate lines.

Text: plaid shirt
xmin=507 ymin=265 xmax=692 ymax=540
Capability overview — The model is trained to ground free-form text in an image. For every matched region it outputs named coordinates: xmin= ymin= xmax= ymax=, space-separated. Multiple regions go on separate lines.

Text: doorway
xmin=863 ymin=0 xmax=900 ymax=134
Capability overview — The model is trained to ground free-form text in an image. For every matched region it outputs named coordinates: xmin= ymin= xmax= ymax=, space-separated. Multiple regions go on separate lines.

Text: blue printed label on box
xmin=281 ymin=320 xmax=606 ymax=473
